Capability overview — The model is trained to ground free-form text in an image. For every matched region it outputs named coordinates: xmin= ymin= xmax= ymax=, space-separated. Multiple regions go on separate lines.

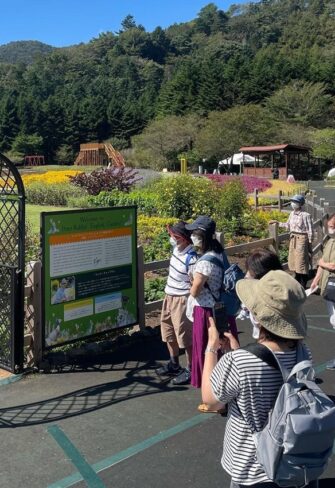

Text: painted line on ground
xmin=306 ymin=315 xmax=329 ymax=318
xmin=47 ymin=424 xmax=106 ymax=488
xmin=0 ymin=373 xmax=22 ymax=387
xmin=49 ymin=353 xmax=335 ymax=488
xmin=47 ymin=413 xmax=214 ymax=488
xmin=308 ymin=325 xmax=335 ymax=334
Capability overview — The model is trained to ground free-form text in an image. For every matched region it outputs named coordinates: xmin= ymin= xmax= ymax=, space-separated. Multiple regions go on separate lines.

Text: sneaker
xmin=156 ymin=361 xmax=182 ymax=376
xmin=172 ymin=368 xmax=191 ymax=385
xmin=326 ymin=360 xmax=335 ymax=370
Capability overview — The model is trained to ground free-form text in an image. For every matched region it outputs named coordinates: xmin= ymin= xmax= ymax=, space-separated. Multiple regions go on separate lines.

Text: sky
xmin=0 ymin=0 xmax=243 ymax=47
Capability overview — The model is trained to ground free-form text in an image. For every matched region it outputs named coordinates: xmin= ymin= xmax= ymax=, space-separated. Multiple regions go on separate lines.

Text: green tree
xmin=11 ymin=133 xmax=43 ymax=156
xmin=132 ymin=114 xmax=203 ymax=169
xmin=265 ymin=81 xmax=333 ymax=127
xmin=312 ymin=128 xmax=335 ymax=162
xmin=196 ymin=105 xmax=277 ymax=161
xmin=195 ymin=3 xmax=228 ymax=35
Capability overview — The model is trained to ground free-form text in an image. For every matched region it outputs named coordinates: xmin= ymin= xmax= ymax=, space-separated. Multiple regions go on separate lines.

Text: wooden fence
xmin=23 ymin=192 xmax=330 ymax=368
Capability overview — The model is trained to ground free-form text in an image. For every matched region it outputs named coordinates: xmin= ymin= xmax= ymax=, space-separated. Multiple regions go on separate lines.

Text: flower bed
xmin=22 ymin=170 xmax=82 ymax=186
xmin=206 ymin=175 xmax=272 ymax=193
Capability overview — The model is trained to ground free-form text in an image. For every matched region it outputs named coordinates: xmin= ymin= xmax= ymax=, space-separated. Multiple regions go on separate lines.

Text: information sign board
xmin=41 ymin=207 xmax=137 ymax=348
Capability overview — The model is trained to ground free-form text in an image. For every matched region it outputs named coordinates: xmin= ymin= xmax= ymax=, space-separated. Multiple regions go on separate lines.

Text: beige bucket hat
xmin=236 ymin=270 xmax=307 ymax=339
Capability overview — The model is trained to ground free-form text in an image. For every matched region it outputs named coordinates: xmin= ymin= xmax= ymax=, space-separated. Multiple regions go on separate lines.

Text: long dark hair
xmin=246 ymin=248 xmax=282 ymax=279
xmin=192 ymin=229 xmax=223 ymax=254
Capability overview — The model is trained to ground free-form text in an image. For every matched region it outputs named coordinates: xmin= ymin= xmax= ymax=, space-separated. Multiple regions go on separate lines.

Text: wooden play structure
xmin=24 ymin=155 xmax=45 ymax=166
xmin=74 ymin=143 xmax=125 ymax=167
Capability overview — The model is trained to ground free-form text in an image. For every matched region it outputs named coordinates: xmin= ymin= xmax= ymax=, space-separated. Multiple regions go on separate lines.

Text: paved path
xmin=1 ymin=293 xmax=334 ymax=488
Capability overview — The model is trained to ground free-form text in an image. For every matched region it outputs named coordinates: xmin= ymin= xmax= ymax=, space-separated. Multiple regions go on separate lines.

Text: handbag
xmin=323 ymin=276 xmax=335 ymax=302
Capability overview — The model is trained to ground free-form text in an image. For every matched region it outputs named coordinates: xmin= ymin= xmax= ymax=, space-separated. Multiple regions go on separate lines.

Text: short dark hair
xmin=258 ymin=326 xmax=298 ymax=349
xmin=192 ymin=228 xmax=223 ymax=254
xmin=246 ymin=248 xmax=282 ymax=280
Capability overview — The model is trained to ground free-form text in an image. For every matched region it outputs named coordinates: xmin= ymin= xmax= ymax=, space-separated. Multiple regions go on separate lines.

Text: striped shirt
xmin=210 ymin=346 xmax=311 ymax=485
xmin=279 ymin=210 xmax=313 ymax=243
xmin=165 ymin=245 xmax=197 ymax=296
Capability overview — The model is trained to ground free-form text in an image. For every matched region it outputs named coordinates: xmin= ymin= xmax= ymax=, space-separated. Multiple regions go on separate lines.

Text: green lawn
xmin=27 ymin=204 xmax=73 ymax=233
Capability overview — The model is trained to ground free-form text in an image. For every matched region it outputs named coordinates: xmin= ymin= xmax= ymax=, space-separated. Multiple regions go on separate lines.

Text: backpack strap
xmin=185 ymin=250 xmax=198 ymax=273
xmin=243 ymin=343 xmax=280 ymax=372
xmin=199 ymin=254 xmax=225 ymax=269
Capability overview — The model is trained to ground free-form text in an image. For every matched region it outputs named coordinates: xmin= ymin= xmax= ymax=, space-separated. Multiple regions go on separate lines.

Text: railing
xmin=137 ymin=191 xmax=329 ymax=329
xmin=23 ymin=191 xmax=330 ymax=367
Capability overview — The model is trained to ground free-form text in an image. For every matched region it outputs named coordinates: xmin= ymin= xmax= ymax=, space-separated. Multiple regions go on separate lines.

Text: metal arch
xmin=0 ymin=152 xmax=25 ymax=372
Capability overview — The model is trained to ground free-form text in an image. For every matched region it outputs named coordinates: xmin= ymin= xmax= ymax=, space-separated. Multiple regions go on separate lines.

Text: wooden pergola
xmin=239 ymin=144 xmax=312 ymax=180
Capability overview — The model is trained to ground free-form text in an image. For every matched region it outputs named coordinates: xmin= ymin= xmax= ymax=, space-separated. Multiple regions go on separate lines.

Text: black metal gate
xmin=0 ymin=153 xmax=25 ymax=372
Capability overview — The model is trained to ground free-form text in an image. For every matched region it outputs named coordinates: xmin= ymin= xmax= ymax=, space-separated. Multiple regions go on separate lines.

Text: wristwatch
xmin=205 ymin=346 xmax=218 ymax=354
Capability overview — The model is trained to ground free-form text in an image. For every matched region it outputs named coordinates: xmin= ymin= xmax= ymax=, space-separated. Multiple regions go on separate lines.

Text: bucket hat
xmin=236 ymin=270 xmax=307 ymax=339
xmin=290 ymin=194 xmax=305 ymax=206
xmin=168 ymin=221 xmax=191 ymax=243
xmin=185 ymin=216 xmax=216 ymax=235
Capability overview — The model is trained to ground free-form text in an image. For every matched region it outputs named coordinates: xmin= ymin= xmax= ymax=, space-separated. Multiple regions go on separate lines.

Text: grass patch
xmin=27 ymin=204 xmax=73 ymax=233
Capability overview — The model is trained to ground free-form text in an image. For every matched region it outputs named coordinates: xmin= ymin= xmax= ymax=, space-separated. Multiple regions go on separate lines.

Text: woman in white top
xmin=201 ymin=270 xmax=318 ymax=488
xmin=185 ymin=216 xmax=224 ymax=391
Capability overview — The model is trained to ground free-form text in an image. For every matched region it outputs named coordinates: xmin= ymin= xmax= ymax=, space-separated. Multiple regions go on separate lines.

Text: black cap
xmin=185 ymin=216 xmax=216 ymax=234
xmin=168 ymin=221 xmax=192 ymax=243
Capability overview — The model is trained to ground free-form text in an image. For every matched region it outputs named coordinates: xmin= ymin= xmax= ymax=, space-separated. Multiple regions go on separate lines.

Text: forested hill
xmin=0 ymin=41 xmax=54 ymax=64
xmin=1 ymin=0 xmax=335 ymax=166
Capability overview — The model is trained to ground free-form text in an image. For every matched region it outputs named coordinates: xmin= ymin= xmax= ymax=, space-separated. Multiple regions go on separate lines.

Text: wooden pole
xmin=254 ymin=188 xmax=259 ymax=210
xmin=268 ymin=222 xmax=279 ymax=255
xmin=32 ymin=261 xmax=43 ymax=367
xmin=278 ymin=190 xmax=282 ymax=211
xmin=137 ymin=246 xmax=146 ymax=331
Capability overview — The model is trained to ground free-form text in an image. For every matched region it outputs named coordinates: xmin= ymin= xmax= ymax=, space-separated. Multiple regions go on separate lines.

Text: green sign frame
xmin=41 ymin=206 xmax=138 ymax=349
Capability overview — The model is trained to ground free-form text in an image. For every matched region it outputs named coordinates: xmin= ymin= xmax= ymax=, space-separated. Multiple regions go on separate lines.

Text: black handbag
xmin=323 ymin=276 xmax=335 ymax=302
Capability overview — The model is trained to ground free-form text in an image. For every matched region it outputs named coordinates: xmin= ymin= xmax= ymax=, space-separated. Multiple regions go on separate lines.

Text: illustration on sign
xmin=41 ymin=207 xmax=138 ymax=348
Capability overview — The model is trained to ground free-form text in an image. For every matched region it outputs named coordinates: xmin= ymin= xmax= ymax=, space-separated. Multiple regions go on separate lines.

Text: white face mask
xmin=291 ymin=202 xmax=300 ymax=210
xmin=328 ymin=228 xmax=335 ymax=236
xmin=169 ymin=237 xmax=177 ymax=247
xmin=191 ymin=235 xmax=202 ymax=249
xmin=249 ymin=312 xmax=260 ymax=339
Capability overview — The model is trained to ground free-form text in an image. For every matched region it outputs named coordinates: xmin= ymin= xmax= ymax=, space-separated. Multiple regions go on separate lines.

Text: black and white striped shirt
xmin=210 ymin=346 xmax=311 ymax=485
xmin=165 ymin=245 xmax=197 ymax=296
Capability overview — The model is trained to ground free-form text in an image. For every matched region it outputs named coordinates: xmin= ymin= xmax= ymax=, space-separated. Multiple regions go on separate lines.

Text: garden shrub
xmin=215 ymin=179 xmax=248 ymax=222
xmin=25 ymin=182 xmax=85 ymax=206
xmin=144 ymin=277 xmax=167 ymax=302
xmin=150 ymin=175 xmax=217 ymax=219
xmin=69 ymin=167 xmax=141 ymax=195
xmin=138 ymin=216 xmax=177 ymax=262
xmin=66 ymin=194 xmax=96 ymax=208
xmin=90 ymin=189 xmax=159 ymax=215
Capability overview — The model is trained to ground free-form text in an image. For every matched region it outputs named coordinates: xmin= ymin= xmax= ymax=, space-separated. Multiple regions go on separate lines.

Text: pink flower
xmin=206 ymin=175 xmax=271 ymax=193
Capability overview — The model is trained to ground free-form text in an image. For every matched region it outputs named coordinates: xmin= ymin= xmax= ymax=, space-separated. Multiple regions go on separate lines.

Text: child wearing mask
xmin=270 ymin=194 xmax=312 ymax=288
xmin=156 ymin=222 xmax=197 ymax=385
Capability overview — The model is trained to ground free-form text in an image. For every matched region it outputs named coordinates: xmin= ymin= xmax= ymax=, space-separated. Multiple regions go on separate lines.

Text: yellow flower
xmin=22 ymin=170 xmax=82 ymax=186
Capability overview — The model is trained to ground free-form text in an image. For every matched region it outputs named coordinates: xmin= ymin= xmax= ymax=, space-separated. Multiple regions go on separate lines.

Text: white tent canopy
xmin=218 ymin=152 xmax=256 ymax=166
xmin=328 ymin=168 xmax=335 ymax=178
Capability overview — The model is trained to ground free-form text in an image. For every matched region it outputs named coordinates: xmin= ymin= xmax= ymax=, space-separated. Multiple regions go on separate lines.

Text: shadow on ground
xmin=0 ymin=336 xmax=186 ymax=428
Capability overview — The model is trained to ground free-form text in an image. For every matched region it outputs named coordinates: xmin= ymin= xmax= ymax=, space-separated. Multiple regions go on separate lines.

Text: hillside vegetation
xmin=0 ymin=1 xmax=335 ymax=167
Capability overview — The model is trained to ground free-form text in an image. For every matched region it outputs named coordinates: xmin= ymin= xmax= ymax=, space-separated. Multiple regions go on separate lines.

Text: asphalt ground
xmin=0 ymin=293 xmax=334 ymax=488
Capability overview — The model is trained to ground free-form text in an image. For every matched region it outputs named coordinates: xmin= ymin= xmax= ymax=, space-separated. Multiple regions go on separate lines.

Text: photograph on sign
xmin=41 ymin=207 xmax=138 ymax=348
